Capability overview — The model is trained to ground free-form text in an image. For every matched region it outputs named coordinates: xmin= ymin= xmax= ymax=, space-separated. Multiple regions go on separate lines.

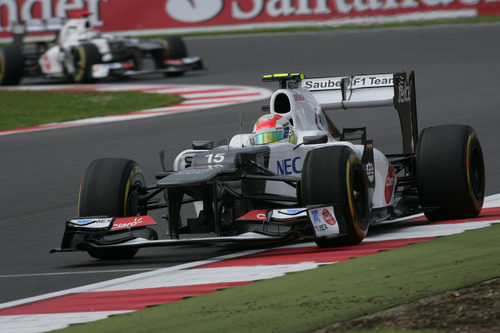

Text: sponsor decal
xmin=279 ymin=208 xmax=307 ymax=215
xmin=314 ymin=112 xmax=328 ymax=132
xmin=385 ymin=164 xmax=395 ymax=204
xmin=165 ymin=0 xmax=224 ymax=23
xmin=302 ymin=78 xmax=342 ymax=91
xmin=92 ymin=64 xmax=109 ymax=78
xmin=276 ymin=156 xmax=301 ymax=175
xmin=308 ymin=206 xmax=340 ymax=237
xmin=122 ymin=61 xmax=134 ymax=69
xmin=293 ymin=93 xmax=305 ymax=101
xmin=69 ymin=218 xmax=113 ymax=228
xmin=236 ymin=210 xmax=267 ymax=221
xmin=302 ymin=75 xmax=394 ymax=91
xmin=365 ymin=162 xmax=375 ymax=183
xmin=3 ymin=0 xmax=498 ymax=40
xmin=110 ymin=216 xmax=157 ymax=231
xmin=164 ymin=59 xmax=184 ymax=66
xmin=356 ymin=75 xmax=393 ymax=87
xmin=322 ymin=208 xmax=337 ymax=225
xmin=0 ymin=0 xmax=105 ymax=33
xmin=397 ymin=77 xmax=412 ymax=104
xmin=41 ymin=54 xmax=51 ymax=71
xmin=271 ymin=208 xmax=307 ymax=221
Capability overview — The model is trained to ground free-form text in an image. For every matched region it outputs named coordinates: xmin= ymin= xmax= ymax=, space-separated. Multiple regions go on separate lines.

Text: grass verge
xmin=0 ymin=90 xmax=183 ymax=130
xmin=55 ymin=223 xmax=500 ymax=333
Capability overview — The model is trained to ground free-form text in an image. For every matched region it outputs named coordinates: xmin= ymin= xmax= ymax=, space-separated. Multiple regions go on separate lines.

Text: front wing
xmin=50 ymin=206 xmax=348 ymax=253
xmin=91 ymin=56 xmax=204 ymax=79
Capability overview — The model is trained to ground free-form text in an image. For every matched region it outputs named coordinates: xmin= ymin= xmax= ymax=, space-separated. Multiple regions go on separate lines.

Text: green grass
xmin=54 ymin=223 xmax=500 ymax=333
xmin=0 ymin=90 xmax=183 ymax=130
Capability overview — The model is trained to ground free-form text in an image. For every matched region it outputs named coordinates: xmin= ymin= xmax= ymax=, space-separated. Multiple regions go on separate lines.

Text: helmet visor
xmin=253 ymin=131 xmax=284 ymax=145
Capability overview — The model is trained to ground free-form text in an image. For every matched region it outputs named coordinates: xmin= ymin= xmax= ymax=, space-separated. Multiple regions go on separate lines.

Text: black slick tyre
xmin=161 ymin=36 xmax=187 ymax=59
xmin=153 ymin=36 xmax=187 ymax=77
xmin=79 ymin=158 xmax=148 ymax=259
xmin=0 ymin=46 xmax=23 ymax=85
xmin=416 ymin=125 xmax=485 ymax=221
xmin=302 ymin=146 xmax=370 ymax=247
xmin=71 ymin=43 xmax=100 ymax=83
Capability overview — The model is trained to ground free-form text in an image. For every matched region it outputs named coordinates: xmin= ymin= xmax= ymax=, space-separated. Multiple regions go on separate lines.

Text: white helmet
xmin=250 ymin=114 xmax=296 ymax=145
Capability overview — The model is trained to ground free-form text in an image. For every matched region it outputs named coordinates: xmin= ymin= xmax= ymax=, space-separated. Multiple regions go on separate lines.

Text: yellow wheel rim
xmin=73 ymin=46 xmax=86 ymax=82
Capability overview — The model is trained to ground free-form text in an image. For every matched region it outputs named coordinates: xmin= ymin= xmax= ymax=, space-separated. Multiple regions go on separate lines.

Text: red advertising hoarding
xmin=1 ymin=0 xmax=499 ymax=40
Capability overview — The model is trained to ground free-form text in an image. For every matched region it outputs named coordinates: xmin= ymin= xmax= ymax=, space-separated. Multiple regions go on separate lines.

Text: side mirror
xmin=192 ymin=141 xmax=214 ymax=150
xmin=303 ymin=135 xmax=328 ymax=145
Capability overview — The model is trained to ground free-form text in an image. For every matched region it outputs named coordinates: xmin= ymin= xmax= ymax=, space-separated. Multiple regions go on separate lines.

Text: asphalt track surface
xmin=1 ymin=23 xmax=500 ymax=304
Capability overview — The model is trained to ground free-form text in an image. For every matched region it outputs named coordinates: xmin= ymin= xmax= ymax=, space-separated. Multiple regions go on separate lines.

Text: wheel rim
xmin=468 ymin=142 xmax=485 ymax=203
xmin=352 ymin=168 xmax=369 ymax=223
xmin=72 ymin=47 xmax=85 ymax=82
xmin=346 ymin=156 xmax=369 ymax=238
xmin=124 ymin=166 xmax=145 ymax=216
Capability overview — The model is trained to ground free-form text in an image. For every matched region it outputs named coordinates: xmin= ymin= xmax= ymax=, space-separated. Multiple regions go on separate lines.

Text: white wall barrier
xmin=1 ymin=0 xmax=499 ymax=41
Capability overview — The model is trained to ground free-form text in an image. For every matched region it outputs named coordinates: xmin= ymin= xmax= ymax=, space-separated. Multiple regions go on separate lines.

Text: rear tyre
xmin=79 ymin=158 xmax=148 ymax=259
xmin=302 ymin=146 xmax=370 ymax=247
xmin=0 ymin=46 xmax=23 ymax=85
xmin=153 ymin=36 xmax=187 ymax=77
xmin=416 ymin=125 xmax=485 ymax=221
xmin=71 ymin=43 xmax=100 ymax=83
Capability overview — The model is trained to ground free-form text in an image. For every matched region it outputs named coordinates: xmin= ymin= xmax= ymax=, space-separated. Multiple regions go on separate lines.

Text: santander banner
xmin=1 ymin=0 xmax=499 ymax=39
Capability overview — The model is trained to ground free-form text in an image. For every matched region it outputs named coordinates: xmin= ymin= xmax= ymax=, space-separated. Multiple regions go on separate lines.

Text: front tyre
xmin=416 ymin=125 xmax=485 ymax=221
xmin=71 ymin=43 xmax=100 ymax=83
xmin=79 ymin=158 xmax=148 ymax=259
xmin=0 ymin=46 xmax=23 ymax=85
xmin=302 ymin=146 xmax=370 ymax=247
xmin=153 ymin=36 xmax=188 ymax=77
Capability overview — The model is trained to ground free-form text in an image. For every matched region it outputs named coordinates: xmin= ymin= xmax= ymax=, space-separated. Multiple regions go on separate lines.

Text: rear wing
xmin=263 ymin=72 xmax=418 ymax=154
xmin=11 ymin=19 xmax=65 ymax=46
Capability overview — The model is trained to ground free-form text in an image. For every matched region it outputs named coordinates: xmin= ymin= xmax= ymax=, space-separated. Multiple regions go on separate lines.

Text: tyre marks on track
xmin=0 ymin=84 xmax=272 ymax=136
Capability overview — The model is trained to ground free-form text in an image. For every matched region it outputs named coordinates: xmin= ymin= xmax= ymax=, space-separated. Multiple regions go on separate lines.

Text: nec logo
xmin=277 ymin=157 xmax=301 ymax=175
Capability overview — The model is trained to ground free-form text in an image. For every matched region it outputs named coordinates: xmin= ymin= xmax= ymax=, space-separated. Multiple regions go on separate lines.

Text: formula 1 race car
xmin=51 ymin=71 xmax=485 ymax=260
xmin=0 ymin=16 xmax=203 ymax=85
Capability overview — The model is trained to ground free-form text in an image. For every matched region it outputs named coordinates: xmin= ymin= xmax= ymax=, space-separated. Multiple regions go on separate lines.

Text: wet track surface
xmin=1 ymin=24 xmax=500 ymax=303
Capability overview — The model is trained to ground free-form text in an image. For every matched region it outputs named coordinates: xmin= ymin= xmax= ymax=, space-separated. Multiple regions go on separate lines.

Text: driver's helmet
xmin=250 ymin=114 xmax=296 ymax=145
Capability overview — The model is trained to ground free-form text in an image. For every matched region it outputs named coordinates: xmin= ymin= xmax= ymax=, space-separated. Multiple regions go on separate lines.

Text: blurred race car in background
xmin=51 ymin=71 xmax=485 ymax=260
xmin=0 ymin=15 xmax=203 ymax=85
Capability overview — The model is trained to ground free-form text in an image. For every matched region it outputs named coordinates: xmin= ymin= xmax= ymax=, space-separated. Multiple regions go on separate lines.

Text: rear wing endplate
xmin=263 ymin=72 xmax=419 ymax=154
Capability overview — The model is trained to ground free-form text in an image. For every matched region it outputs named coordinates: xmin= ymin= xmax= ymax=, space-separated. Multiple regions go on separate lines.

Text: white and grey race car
xmin=0 ymin=16 xmax=203 ymax=85
xmin=51 ymin=71 xmax=485 ymax=260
